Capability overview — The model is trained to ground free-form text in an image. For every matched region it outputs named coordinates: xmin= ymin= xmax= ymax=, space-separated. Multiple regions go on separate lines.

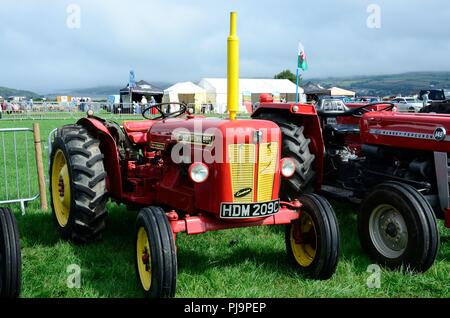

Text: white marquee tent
xmin=163 ymin=82 xmax=206 ymax=111
xmin=198 ymin=78 xmax=305 ymax=113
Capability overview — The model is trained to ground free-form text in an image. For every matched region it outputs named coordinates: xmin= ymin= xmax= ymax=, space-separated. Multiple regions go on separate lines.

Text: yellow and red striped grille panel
xmin=228 ymin=142 xmax=277 ymax=203
xmin=257 ymin=142 xmax=278 ymax=202
xmin=228 ymin=144 xmax=256 ymax=203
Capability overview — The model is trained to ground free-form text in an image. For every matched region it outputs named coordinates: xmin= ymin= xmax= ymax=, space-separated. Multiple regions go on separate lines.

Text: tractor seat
xmin=122 ymin=121 xmax=155 ymax=144
xmin=327 ymin=124 xmax=360 ymax=134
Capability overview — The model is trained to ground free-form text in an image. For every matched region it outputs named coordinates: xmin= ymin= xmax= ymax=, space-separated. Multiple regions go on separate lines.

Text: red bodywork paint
xmin=77 ymin=115 xmax=299 ymax=234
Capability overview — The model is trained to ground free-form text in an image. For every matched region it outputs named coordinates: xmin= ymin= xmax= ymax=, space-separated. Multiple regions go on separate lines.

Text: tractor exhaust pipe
xmin=227 ymin=11 xmax=239 ymax=120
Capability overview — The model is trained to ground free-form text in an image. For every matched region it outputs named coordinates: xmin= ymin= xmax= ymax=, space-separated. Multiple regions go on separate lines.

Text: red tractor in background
xmin=48 ymin=13 xmax=340 ymax=298
xmin=252 ymin=100 xmax=448 ymax=272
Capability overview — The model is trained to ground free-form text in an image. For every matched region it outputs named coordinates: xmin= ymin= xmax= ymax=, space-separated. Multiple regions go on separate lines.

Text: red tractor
xmin=48 ymin=13 xmax=340 ymax=298
xmin=252 ymin=100 xmax=448 ymax=272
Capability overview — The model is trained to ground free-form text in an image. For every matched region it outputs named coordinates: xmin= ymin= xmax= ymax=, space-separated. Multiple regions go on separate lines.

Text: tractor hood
xmin=148 ymin=117 xmax=281 ymax=155
xmin=148 ymin=117 xmax=283 ymax=216
xmin=360 ymin=111 xmax=450 ymax=152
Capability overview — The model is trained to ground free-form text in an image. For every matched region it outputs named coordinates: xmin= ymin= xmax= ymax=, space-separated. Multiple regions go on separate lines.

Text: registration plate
xmin=220 ymin=200 xmax=280 ymax=219
xmin=326 ymin=117 xmax=337 ymax=125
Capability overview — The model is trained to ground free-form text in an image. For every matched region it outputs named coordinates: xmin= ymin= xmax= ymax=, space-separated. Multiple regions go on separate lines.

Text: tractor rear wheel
xmin=285 ymin=194 xmax=340 ymax=280
xmin=135 ymin=206 xmax=177 ymax=298
xmin=0 ymin=207 xmax=21 ymax=298
xmin=50 ymin=125 xmax=108 ymax=243
xmin=358 ymin=181 xmax=439 ymax=272
xmin=253 ymin=112 xmax=315 ymax=199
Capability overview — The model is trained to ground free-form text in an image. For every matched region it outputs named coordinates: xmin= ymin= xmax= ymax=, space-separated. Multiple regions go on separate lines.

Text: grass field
xmin=0 ymin=117 xmax=449 ymax=298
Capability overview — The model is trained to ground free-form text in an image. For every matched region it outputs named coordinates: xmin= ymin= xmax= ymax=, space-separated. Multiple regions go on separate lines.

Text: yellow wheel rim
xmin=51 ymin=149 xmax=71 ymax=227
xmin=290 ymin=212 xmax=317 ymax=267
xmin=136 ymin=227 xmax=152 ymax=291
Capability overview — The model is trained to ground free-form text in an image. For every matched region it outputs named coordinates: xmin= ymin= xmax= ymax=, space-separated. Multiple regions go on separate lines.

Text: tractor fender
xmin=252 ymin=103 xmax=324 ymax=189
xmin=77 ymin=117 xmax=123 ymax=198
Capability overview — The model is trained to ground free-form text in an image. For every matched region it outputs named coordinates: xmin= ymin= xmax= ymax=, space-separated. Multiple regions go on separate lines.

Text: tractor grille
xmin=229 ymin=144 xmax=256 ymax=203
xmin=257 ymin=143 xmax=278 ymax=202
xmin=228 ymin=142 xmax=278 ymax=203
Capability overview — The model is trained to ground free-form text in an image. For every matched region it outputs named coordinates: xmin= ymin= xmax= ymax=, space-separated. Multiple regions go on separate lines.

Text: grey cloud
xmin=0 ymin=0 xmax=448 ymax=92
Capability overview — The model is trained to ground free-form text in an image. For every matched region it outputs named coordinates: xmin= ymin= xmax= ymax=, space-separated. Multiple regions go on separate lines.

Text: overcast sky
xmin=1 ymin=0 xmax=449 ymax=92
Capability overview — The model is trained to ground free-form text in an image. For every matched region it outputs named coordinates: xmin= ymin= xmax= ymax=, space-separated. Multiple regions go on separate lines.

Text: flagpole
xmin=295 ymin=67 xmax=300 ymax=104
xmin=129 ymin=71 xmax=132 ymax=114
xmin=296 ymin=42 xmax=306 ymax=104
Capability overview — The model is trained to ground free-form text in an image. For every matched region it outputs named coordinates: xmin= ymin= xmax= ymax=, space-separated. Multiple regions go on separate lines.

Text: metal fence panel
xmin=0 ymin=127 xmax=40 ymax=214
xmin=0 ymin=101 xmax=153 ymax=121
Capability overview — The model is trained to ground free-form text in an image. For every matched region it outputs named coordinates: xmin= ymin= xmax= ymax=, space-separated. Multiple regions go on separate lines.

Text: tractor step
xmin=320 ymin=185 xmax=361 ymax=204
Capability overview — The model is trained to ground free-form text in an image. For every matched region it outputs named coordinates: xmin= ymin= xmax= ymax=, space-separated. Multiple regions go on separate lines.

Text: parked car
xmin=391 ymin=97 xmax=423 ymax=112
xmin=317 ymin=98 xmax=348 ymax=113
xmin=353 ymin=96 xmax=381 ymax=103
xmin=315 ymin=95 xmax=354 ymax=105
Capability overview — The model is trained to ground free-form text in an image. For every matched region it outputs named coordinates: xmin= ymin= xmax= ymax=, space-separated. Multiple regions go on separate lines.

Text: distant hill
xmin=4 ymin=72 xmax=450 ymax=101
xmin=304 ymin=72 xmax=450 ymax=97
xmin=46 ymin=85 xmax=123 ymax=100
xmin=0 ymin=86 xmax=41 ymax=99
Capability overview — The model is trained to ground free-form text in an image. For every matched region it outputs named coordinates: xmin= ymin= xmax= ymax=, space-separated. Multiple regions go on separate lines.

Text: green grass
xmin=0 ymin=118 xmax=450 ymax=298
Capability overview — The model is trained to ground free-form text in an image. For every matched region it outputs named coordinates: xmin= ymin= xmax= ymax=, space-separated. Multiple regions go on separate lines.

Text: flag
xmin=297 ymin=42 xmax=308 ymax=71
xmin=129 ymin=70 xmax=136 ymax=88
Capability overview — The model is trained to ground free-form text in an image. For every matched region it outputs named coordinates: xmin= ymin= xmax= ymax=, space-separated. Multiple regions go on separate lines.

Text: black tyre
xmin=0 ymin=207 xmax=21 ymax=298
xmin=253 ymin=112 xmax=315 ymax=199
xmin=285 ymin=194 xmax=340 ymax=280
xmin=358 ymin=181 xmax=439 ymax=272
xmin=49 ymin=124 xmax=108 ymax=243
xmin=135 ymin=206 xmax=177 ymax=298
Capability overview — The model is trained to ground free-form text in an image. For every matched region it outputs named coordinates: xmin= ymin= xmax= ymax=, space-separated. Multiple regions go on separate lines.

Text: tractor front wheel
xmin=0 ymin=207 xmax=21 ymax=298
xmin=49 ymin=125 xmax=108 ymax=243
xmin=286 ymin=194 xmax=340 ymax=280
xmin=358 ymin=181 xmax=439 ymax=272
xmin=135 ymin=206 xmax=177 ymax=298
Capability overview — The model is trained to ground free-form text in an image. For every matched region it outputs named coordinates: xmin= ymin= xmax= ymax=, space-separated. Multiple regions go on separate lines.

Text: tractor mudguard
xmin=77 ymin=117 xmax=123 ymax=198
xmin=252 ymin=103 xmax=325 ymax=190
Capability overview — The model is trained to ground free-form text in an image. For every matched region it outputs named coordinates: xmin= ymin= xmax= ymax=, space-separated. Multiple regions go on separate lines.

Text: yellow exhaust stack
xmin=227 ymin=12 xmax=239 ymax=120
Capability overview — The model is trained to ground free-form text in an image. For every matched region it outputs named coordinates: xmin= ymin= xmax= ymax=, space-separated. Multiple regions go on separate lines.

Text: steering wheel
xmin=142 ymin=102 xmax=188 ymax=120
xmin=349 ymin=102 xmax=396 ymax=117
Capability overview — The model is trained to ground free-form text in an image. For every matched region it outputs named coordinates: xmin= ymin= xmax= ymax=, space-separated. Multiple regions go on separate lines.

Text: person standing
xmin=135 ymin=101 xmax=141 ymax=115
xmin=141 ymin=95 xmax=148 ymax=105
xmin=148 ymin=96 xmax=158 ymax=114
xmin=1 ymin=100 xmax=6 ymax=118
xmin=422 ymin=91 xmax=430 ymax=108
xmin=80 ymin=98 xmax=85 ymax=112
xmin=6 ymin=101 xmax=12 ymax=114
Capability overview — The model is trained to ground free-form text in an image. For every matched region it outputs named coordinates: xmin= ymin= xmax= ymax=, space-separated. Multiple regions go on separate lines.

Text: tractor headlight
xmin=280 ymin=158 xmax=296 ymax=178
xmin=189 ymin=162 xmax=209 ymax=183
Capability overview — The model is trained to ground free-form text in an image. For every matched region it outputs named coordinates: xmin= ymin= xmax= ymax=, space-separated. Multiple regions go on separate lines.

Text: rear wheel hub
xmin=385 ymin=223 xmax=398 ymax=238
xmin=51 ymin=149 xmax=71 ymax=227
xmin=369 ymin=204 xmax=408 ymax=258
